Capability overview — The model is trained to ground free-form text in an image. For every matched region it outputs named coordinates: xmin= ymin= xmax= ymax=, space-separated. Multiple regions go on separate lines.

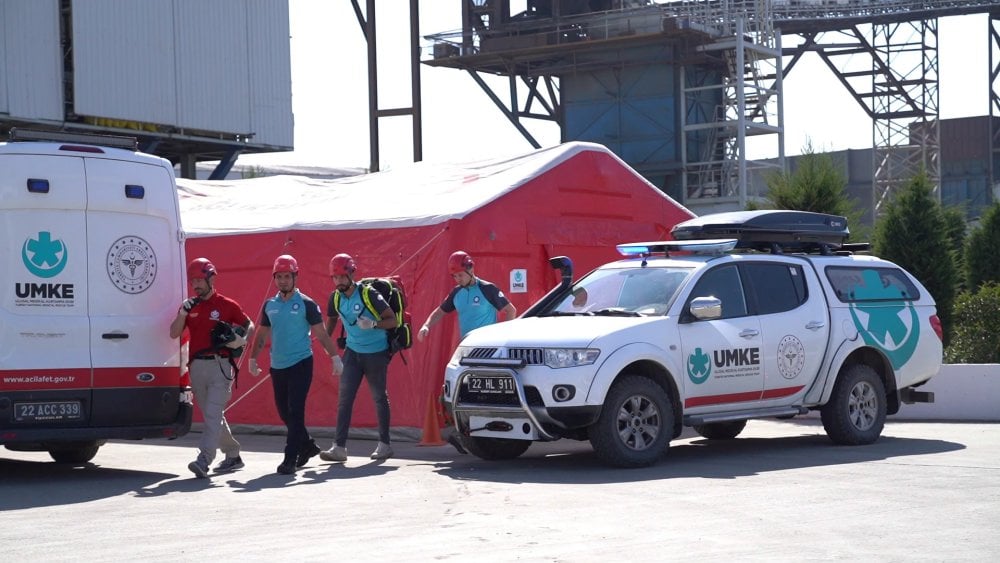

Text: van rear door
xmin=85 ymin=156 xmax=185 ymax=427
xmin=0 ymin=151 xmax=93 ymax=424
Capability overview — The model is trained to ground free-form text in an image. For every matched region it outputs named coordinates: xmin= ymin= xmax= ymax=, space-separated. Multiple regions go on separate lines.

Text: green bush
xmin=965 ymin=202 xmax=1000 ymax=291
xmin=873 ymin=171 xmax=957 ymax=344
xmin=945 ymin=283 xmax=1000 ymax=364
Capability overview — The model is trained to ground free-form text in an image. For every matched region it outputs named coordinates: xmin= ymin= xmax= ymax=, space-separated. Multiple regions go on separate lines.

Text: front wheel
xmin=49 ymin=441 xmax=101 ymax=464
xmin=589 ymin=375 xmax=673 ymax=468
xmin=460 ymin=435 xmax=532 ymax=460
xmin=821 ymin=364 xmax=886 ymax=445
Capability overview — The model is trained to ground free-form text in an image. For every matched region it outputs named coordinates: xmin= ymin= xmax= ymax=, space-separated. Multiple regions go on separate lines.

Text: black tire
xmin=48 ymin=442 xmax=101 ymax=464
xmin=589 ymin=375 xmax=673 ymax=468
xmin=693 ymin=420 xmax=747 ymax=440
xmin=821 ymin=364 xmax=887 ymax=445
xmin=460 ymin=435 xmax=532 ymax=460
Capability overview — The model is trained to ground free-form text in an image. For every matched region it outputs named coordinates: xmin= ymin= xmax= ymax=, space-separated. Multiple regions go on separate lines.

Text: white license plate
xmin=14 ymin=401 xmax=83 ymax=422
xmin=466 ymin=375 xmax=516 ymax=395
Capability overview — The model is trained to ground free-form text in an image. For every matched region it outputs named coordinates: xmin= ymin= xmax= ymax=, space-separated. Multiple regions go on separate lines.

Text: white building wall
xmin=68 ymin=0 xmax=291 ymax=148
xmin=0 ymin=0 xmax=63 ymax=120
xmin=72 ymin=1 xmax=178 ymax=125
xmin=173 ymin=0 xmax=251 ymax=136
xmin=246 ymin=0 xmax=293 ymax=148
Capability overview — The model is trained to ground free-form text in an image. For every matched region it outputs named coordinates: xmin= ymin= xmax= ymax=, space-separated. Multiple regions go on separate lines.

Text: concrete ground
xmin=1 ymin=419 xmax=998 ymax=562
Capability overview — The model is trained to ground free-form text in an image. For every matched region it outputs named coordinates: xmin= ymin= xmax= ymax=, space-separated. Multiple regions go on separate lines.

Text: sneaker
xmin=319 ymin=445 xmax=347 ymax=462
xmin=188 ymin=459 xmax=209 ymax=479
xmin=213 ymin=456 xmax=244 ymax=473
xmin=296 ymin=440 xmax=321 ymax=468
xmin=447 ymin=434 xmax=468 ymax=455
xmin=276 ymin=460 xmax=296 ymax=475
xmin=370 ymin=442 xmax=393 ymax=460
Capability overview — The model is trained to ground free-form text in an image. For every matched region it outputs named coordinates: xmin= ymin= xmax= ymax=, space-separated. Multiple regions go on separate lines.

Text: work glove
xmin=332 ymin=355 xmax=344 ymax=376
xmin=181 ymin=297 xmax=201 ymax=314
xmin=356 ymin=316 xmax=377 ymax=330
xmin=248 ymin=359 xmax=261 ymax=377
xmin=417 ymin=325 xmax=430 ymax=342
xmin=225 ymin=332 xmax=247 ymax=349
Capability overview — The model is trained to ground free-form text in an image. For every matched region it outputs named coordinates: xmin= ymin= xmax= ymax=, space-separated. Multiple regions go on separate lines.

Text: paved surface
xmin=2 ymin=419 xmax=998 ymax=562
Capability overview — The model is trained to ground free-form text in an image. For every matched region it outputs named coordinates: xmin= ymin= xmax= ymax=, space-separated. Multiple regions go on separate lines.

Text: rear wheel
xmin=48 ymin=441 xmax=101 ymax=464
xmin=589 ymin=375 xmax=673 ymax=468
xmin=693 ymin=420 xmax=747 ymax=440
xmin=460 ymin=435 xmax=532 ymax=460
xmin=821 ymin=364 xmax=886 ymax=445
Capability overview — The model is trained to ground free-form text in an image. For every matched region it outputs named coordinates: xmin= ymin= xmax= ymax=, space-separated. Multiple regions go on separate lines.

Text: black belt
xmin=194 ymin=354 xmax=229 ymax=360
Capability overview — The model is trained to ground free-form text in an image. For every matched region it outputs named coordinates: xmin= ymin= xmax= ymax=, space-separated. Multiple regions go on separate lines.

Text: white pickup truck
xmin=444 ymin=210 xmax=942 ymax=467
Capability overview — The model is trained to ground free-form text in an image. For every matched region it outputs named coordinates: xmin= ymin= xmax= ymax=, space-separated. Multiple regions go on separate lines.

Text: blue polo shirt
xmin=440 ymin=278 xmax=510 ymax=338
xmin=328 ymin=284 xmax=390 ymax=354
xmin=260 ymin=290 xmax=324 ymax=369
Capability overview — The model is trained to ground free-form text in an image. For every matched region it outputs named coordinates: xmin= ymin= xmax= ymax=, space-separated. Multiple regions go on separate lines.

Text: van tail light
xmin=929 ymin=314 xmax=943 ymax=341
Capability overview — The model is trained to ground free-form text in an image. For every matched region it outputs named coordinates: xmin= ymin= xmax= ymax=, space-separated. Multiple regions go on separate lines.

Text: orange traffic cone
xmin=418 ymin=393 xmax=446 ymax=446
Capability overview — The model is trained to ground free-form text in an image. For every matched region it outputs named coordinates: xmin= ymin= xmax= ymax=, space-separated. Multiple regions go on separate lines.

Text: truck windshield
xmin=551 ymin=266 xmax=693 ymax=316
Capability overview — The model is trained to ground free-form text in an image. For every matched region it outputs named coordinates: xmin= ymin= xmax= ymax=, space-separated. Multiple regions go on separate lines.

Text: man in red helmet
xmin=417 ymin=250 xmax=516 ymax=342
xmin=169 ymin=257 xmax=254 ymax=479
xmin=320 ymin=253 xmax=399 ymax=462
xmin=416 ymin=250 xmax=516 ymax=453
xmin=247 ymin=254 xmax=339 ymax=475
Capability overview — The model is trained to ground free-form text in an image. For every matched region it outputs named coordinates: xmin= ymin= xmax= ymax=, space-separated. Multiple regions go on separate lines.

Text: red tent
xmin=178 ymin=142 xmax=694 ymax=435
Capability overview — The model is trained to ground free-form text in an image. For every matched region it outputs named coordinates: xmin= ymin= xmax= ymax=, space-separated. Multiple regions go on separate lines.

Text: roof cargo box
xmin=670 ymin=210 xmax=849 ymax=252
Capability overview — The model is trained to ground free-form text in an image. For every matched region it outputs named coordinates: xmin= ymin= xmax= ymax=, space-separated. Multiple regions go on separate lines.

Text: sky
xmin=238 ymin=1 xmax=992 ymax=171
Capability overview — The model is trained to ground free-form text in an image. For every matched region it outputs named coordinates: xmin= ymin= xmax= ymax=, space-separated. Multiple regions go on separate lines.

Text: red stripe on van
xmin=761 ymin=385 xmax=805 ymax=400
xmin=685 ymin=385 xmax=805 ymax=408
xmin=685 ymin=390 xmax=762 ymax=408
xmin=92 ymin=367 xmax=181 ymax=388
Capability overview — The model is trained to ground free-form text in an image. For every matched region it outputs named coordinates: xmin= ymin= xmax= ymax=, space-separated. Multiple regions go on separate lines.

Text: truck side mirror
xmin=689 ymin=296 xmax=722 ymax=320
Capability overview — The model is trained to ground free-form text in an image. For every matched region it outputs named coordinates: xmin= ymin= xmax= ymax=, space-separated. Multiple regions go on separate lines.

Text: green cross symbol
xmin=687 ymin=347 xmax=712 ymax=384
xmin=27 ymin=231 xmax=63 ymax=267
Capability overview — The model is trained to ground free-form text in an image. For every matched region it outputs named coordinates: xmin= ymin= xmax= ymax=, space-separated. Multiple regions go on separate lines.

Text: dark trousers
xmin=335 ymin=348 xmax=391 ymax=446
xmin=270 ymin=356 xmax=314 ymax=462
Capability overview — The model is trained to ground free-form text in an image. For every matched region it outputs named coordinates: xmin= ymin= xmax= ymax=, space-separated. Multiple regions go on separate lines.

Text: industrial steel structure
xmin=386 ymin=0 xmax=1000 ymax=216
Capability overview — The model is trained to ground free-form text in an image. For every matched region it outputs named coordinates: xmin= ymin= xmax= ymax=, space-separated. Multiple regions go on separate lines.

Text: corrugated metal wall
xmin=0 ymin=0 xmax=63 ymax=121
xmin=72 ymin=1 xmax=179 ymax=126
xmin=1 ymin=0 xmax=291 ymax=148
xmin=246 ymin=0 xmax=293 ymax=148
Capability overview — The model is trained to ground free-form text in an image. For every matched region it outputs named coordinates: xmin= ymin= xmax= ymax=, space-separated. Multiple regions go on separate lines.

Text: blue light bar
xmin=617 ymin=239 xmax=738 ymax=257
xmin=124 ymin=184 xmax=145 ymax=199
xmin=616 ymin=243 xmax=653 ymax=256
xmin=27 ymin=178 xmax=50 ymax=193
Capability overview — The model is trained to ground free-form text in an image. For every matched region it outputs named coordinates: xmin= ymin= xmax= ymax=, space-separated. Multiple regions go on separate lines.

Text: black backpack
xmin=334 ymin=276 xmax=413 ymax=359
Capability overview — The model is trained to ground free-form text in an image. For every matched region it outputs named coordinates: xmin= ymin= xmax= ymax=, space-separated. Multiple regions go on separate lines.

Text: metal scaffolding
xmin=417 ymin=0 xmax=997 ymax=214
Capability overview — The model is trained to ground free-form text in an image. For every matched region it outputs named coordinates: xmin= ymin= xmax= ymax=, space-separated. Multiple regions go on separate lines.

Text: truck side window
xmin=689 ymin=264 xmax=747 ymax=319
xmin=743 ymin=262 xmax=807 ymax=315
xmin=825 ymin=266 xmax=920 ymax=303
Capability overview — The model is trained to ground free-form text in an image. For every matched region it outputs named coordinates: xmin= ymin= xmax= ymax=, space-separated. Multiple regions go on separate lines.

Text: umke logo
xmin=22 ymin=231 xmax=68 ymax=278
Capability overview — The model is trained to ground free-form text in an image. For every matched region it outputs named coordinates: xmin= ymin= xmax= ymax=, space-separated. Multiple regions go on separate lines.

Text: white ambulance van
xmin=0 ymin=130 xmax=192 ymax=463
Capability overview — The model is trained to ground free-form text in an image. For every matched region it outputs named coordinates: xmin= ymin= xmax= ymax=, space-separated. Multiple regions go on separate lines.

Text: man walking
xmin=169 ymin=258 xmax=254 ymax=478
xmin=248 ymin=254 xmax=339 ymax=475
xmin=416 ymin=251 xmax=516 ymax=453
xmin=417 ymin=251 xmax=516 ymax=342
xmin=321 ymin=253 xmax=398 ymax=462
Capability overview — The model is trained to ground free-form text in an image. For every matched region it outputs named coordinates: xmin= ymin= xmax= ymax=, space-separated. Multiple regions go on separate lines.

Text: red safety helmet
xmin=187 ymin=257 xmax=217 ymax=280
xmin=448 ymin=251 xmax=474 ymax=274
xmin=272 ymin=254 xmax=299 ymax=275
xmin=329 ymin=253 xmax=357 ymax=276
